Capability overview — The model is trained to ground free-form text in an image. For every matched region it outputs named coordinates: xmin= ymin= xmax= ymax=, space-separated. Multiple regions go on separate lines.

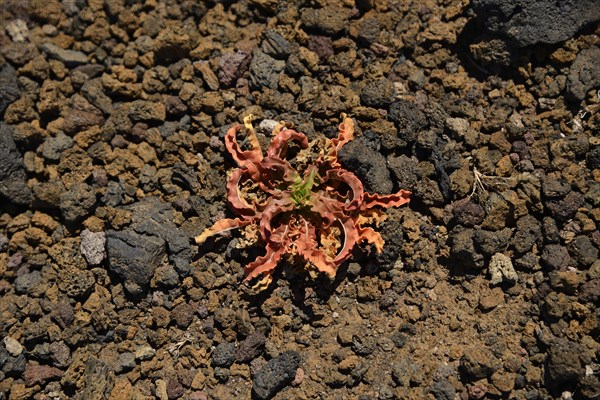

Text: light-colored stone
xmin=489 ymin=253 xmax=518 ymax=285
xmin=5 ymin=19 xmax=29 ymax=42
xmin=80 ymin=229 xmax=106 ymax=265
xmin=135 ymin=345 xmax=156 ymax=361
xmin=3 ymin=336 xmax=23 ymax=356
xmin=446 ymin=117 xmax=469 ymax=137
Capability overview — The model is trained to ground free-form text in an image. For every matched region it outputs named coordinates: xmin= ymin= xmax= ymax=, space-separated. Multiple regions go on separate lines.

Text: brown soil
xmin=0 ymin=1 xmax=599 ymax=400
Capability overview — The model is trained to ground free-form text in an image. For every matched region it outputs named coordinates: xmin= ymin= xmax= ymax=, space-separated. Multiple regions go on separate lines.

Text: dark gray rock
xmin=431 ymin=379 xmax=457 ymax=400
xmin=546 ymin=191 xmax=584 ymax=222
xmin=568 ymin=235 xmax=599 ymax=268
xmin=578 ymin=279 xmax=600 ymax=303
xmin=375 ymin=218 xmax=406 ymax=269
xmin=214 ymin=366 xmax=230 ymax=383
xmin=152 ymin=264 xmax=179 ymax=288
xmin=567 ymin=46 xmax=600 ymax=102
xmin=0 ymin=234 xmax=7 ymax=252
xmin=249 ymin=50 xmax=285 ymax=90
xmin=339 ymin=139 xmax=394 ymax=194
xmin=101 ymin=181 xmax=125 ymax=207
xmin=252 ymin=351 xmax=301 ymax=400
xmin=106 ymin=198 xmax=192 ymax=295
xmin=14 ymin=270 xmax=42 ymax=294
xmin=545 ymin=339 xmax=585 ymax=391
xmin=388 ymin=155 xmax=419 ymax=190
xmin=73 ymin=64 xmax=105 ymax=79
xmin=0 ymin=346 xmax=8 ymax=369
xmin=474 ymin=228 xmax=513 ymax=256
xmin=81 ymin=79 xmax=113 ymax=115
xmin=512 ymin=215 xmax=542 ymax=255
xmin=212 ymin=342 xmax=236 ymax=367
xmin=587 ymin=147 xmax=600 ymax=170
xmin=416 ymin=130 xmax=439 ymax=151
xmin=541 ymin=244 xmax=572 ymax=270
xmin=472 ymin=0 xmax=600 ymax=46
xmin=2 ymin=352 xmax=26 ymax=376
xmin=358 ymin=18 xmax=381 ymax=45
xmin=60 ymin=183 xmax=96 ymax=223
xmin=172 ymin=162 xmax=200 ymax=192
xmin=542 ymin=178 xmax=571 ymax=198
xmin=415 ymin=179 xmax=446 ymax=207
xmin=391 ymin=358 xmax=418 ymax=387
xmin=30 ymin=342 xmax=51 ymax=362
xmin=42 ymin=131 xmax=74 ymax=161
xmin=235 ymin=332 xmax=267 ymax=363
xmin=286 ymin=53 xmax=307 ymax=76
xmin=0 ymin=63 xmax=21 ymax=115
xmin=352 ymin=334 xmax=376 ymax=356
xmin=361 ymin=78 xmax=395 ymax=108
xmin=450 ymin=227 xmax=485 ymax=270
xmin=261 ymin=29 xmax=294 ymax=59
xmin=388 ymin=100 xmax=427 ymax=143
xmin=542 ymin=217 xmax=560 ymax=244
xmin=586 ymin=182 xmax=600 ymax=209
xmin=106 ymin=230 xmax=166 ymax=296
xmin=40 ymin=42 xmax=89 ymax=66
xmin=0 ymin=123 xmax=33 ymax=205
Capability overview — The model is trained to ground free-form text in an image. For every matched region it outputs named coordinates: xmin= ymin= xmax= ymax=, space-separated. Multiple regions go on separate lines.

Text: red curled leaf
xmin=259 ymin=157 xmax=299 ymax=188
xmin=357 ymin=226 xmax=385 ymax=253
xmin=303 ymin=247 xmax=337 ymax=277
xmin=267 ymin=129 xmax=309 ymax=159
xmin=333 ymin=217 xmax=360 ymax=265
xmin=227 ymin=169 xmax=258 ymax=215
xmin=244 ymin=243 xmax=286 ymax=282
xmin=224 ymin=116 xmax=263 ymax=166
xmin=195 ymin=218 xmax=251 ymax=245
xmin=323 ymin=169 xmax=365 ymax=210
xmin=361 ymin=190 xmax=412 ymax=210
xmin=332 ymin=114 xmax=355 ymax=151
xmin=258 ymin=197 xmax=295 ymax=242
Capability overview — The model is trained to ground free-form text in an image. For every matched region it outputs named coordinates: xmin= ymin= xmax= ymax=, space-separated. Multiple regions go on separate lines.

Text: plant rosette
xmin=195 ymin=114 xmax=411 ymax=290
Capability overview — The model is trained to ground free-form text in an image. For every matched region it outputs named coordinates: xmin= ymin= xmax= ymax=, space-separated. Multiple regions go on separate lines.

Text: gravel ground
xmin=0 ymin=1 xmax=599 ymax=399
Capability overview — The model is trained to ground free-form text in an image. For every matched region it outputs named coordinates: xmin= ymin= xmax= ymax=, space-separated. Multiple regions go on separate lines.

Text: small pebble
xmin=3 ymin=336 xmax=24 ymax=356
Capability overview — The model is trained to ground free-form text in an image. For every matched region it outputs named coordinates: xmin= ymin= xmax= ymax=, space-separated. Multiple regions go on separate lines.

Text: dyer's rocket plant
xmin=196 ymin=114 xmax=411 ymax=289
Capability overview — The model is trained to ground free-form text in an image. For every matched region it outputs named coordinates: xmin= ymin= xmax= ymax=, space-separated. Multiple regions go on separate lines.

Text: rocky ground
xmin=1 ymin=0 xmax=599 ymax=399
